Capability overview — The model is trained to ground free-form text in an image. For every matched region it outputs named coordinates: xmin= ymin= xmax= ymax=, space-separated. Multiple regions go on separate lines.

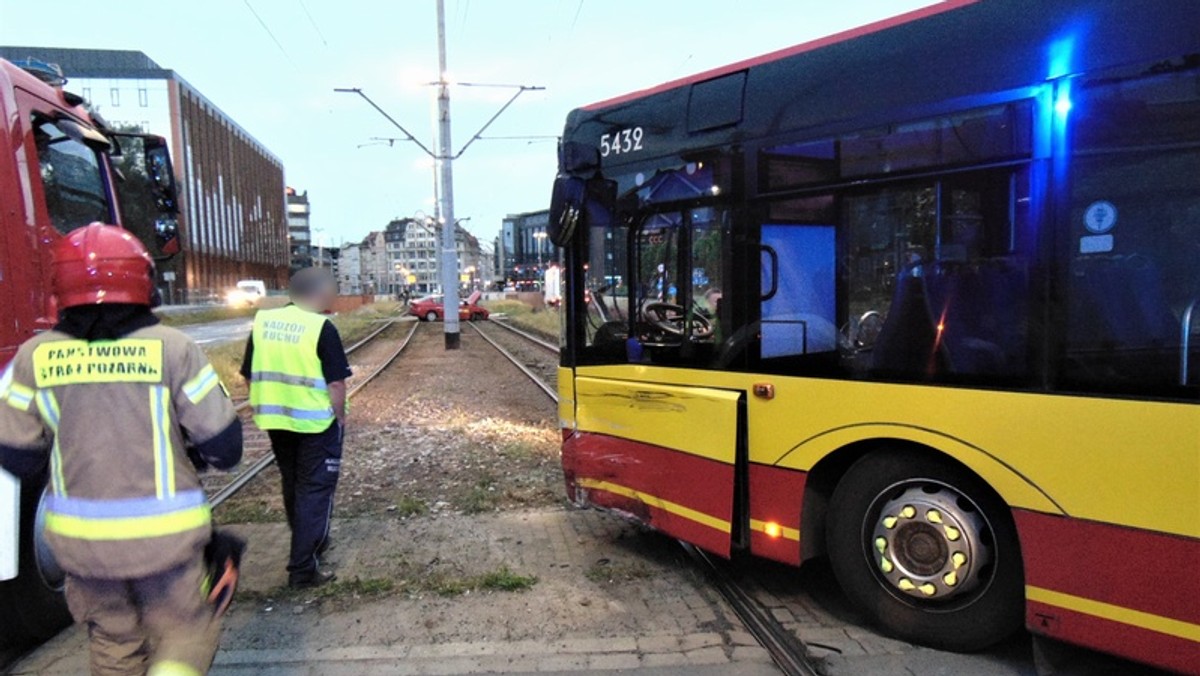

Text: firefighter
xmin=0 ymin=224 xmax=243 ymax=676
xmin=240 ymin=267 xmax=349 ymax=588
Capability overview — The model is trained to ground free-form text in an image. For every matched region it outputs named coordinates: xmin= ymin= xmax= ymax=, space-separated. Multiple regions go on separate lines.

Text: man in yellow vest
xmin=0 ymin=224 xmax=243 ymax=675
xmin=240 ymin=268 xmax=349 ymax=588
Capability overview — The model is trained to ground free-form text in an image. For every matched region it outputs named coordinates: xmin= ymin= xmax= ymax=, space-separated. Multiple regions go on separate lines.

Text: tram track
xmin=469 ymin=319 xmax=822 ymax=676
xmin=209 ymin=318 xmax=418 ymax=507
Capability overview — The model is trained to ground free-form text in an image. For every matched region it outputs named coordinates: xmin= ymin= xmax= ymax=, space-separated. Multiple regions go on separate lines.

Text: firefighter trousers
xmin=268 ymin=420 xmax=342 ymax=581
xmin=64 ymin=555 xmax=220 ymax=676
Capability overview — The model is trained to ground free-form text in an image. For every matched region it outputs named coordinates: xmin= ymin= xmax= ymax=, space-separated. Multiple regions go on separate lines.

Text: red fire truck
xmin=0 ymin=57 xmax=181 ymax=648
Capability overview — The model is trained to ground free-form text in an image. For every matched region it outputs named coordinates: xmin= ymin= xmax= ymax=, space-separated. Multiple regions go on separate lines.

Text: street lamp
xmin=533 ymin=230 xmax=547 ymax=268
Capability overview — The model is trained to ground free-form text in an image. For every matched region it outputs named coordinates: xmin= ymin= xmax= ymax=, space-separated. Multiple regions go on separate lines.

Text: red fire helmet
xmin=52 ymin=223 xmax=155 ymax=308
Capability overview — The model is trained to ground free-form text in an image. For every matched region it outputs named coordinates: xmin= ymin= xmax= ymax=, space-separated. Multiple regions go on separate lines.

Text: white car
xmin=227 ymin=280 xmax=266 ymax=307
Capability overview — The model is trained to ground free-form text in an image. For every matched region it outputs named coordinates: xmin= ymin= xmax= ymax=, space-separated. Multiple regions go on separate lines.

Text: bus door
xmin=569 ymin=206 xmax=743 ymax=557
xmin=571 ymin=377 xmax=742 ymax=556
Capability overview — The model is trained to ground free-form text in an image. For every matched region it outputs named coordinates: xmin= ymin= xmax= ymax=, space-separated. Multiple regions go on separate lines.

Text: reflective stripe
xmin=3 ymin=382 xmax=34 ymax=412
xmin=36 ymin=391 xmax=67 ymax=497
xmin=46 ymin=490 xmax=206 ymax=518
xmin=148 ymin=659 xmax=203 ymax=676
xmin=150 ymin=386 xmax=175 ymax=499
xmin=253 ymin=404 xmax=334 ymax=420
xmin=45 ymin=504 xmax=211 ymax=541
xmin=182 ymin=365 xmax=220 ymax=404
xmin=250 ymin=371 xmax=327 ymax=390
xmin=36 ymin=390 xmax=60 ymax=431
xmin=0 ymin=363 xmax=13 ymax=398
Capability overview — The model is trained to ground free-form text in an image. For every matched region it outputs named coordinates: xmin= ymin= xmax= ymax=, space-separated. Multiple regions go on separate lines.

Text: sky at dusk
xmin=0 ymin=0 xmax=939 ymax=249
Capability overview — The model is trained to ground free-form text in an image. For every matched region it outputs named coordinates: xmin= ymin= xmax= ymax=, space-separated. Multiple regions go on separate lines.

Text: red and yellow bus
xmin=549 ymin=1 xmax=1198 ymax=671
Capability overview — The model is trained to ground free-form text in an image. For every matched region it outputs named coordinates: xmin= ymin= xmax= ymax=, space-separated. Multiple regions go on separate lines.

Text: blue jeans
xmin=268 ymin=421 xmax=342 ymax=579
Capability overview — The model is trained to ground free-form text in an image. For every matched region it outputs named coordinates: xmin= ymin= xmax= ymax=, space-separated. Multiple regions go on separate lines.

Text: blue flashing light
xmin=1054 ymin=94 xmax=1073 ymax=116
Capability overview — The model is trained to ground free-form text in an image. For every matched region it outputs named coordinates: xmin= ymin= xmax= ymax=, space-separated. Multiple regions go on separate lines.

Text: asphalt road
xmin=178 ymin=317 xmax=253 ymax=346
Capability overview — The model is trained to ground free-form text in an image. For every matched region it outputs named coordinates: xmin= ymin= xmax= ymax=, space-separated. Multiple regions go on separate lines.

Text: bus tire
xmin=825 ymin=448 xmax=1023 ymax=652
xmin=0 ymin=474 xmax=71 ymax=649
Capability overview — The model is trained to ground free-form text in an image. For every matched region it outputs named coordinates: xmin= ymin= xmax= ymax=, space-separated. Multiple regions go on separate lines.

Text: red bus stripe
xmin=1014 ymin=510 xmax=1200 ymax=626
xmin=1027 ymin=601 xmax=1200 ymax=674
xmin=563 ymin=432 xmax=734 ymax=556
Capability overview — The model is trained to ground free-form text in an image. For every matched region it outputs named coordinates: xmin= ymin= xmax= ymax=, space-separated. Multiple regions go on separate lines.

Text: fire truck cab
xmin=0 ymin=57 xmax=180 ymax=649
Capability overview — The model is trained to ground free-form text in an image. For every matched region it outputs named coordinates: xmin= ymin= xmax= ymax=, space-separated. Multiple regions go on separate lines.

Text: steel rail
xmin=211 ymin=320 xmax=419 ymax=507
xmin=466 ymin=322 xmax=558 ymax=403
xmin=488 ymin=317 xmax=560 ymax=353
xmin=680 ymin=543 xmax=821 ymax=676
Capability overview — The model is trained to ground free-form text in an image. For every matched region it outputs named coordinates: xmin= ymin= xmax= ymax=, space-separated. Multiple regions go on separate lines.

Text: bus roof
xmin=582 ymin=0 xmax=977 ymax=112
xmin=563 ymin=0 xmax=1200 ymax=169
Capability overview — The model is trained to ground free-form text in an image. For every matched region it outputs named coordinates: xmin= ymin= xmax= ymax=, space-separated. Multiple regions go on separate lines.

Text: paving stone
xmin=640 ymin=652 xmax=690 ymax=668
xmin=730 ymin=646 xmax=774 ymax=663
xmin=637 ymin=635 xmax=681 ymax=654
xmin=587 ymin=652 xmax=642 ymax=670
xmin=684 ymin=646 xmax=730 ymax=665
xmin=678 ymin=633 xmax=725 ymax=651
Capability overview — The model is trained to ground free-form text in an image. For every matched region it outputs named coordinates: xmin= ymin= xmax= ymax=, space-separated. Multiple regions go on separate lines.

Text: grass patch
xmin=393 ymin=495 xmax=429 ymax=518
xmin=236 ymin=566 xmax=536 ymax=606
xmin=429 ymin=565 xmax=538 ymax=597
xmin=236 ymin=576 xmax=396 ymax=605
xmin=585 ymin=558 xmax=653 ymax=584
xmin=459 ymin=475 xmax=499 ymax=514
xmin=498 ymin=441 xmax=542 ymax=461
xmin=213 ymin=498 xmax=284 ymax=525
xmin=480 ymin=299 xmax=560 ymax=339
xmin=310 ymin=576 xmax=395 ymax=600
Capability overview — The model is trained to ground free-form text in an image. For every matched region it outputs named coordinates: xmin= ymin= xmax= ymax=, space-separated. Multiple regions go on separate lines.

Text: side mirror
xmin=142 ymin=136 xmax=181 ymax=255
xmin=548 ymin=176 xmax=586 ymax=246
xmin=143 ymin=135 xmax=179 ymax=216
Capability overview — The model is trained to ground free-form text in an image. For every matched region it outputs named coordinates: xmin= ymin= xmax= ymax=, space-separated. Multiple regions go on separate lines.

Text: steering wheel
xmin=643 ymin=301 xmax=714 ymax=339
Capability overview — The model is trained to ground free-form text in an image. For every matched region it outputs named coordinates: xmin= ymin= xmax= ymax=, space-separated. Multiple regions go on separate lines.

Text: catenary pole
xmin=435 ymin=0 xmax=460 ymax=350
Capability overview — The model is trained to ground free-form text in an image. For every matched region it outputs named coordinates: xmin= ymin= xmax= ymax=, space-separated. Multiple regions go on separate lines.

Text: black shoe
xmin=288 ymin=570 xmax=337 ymax=589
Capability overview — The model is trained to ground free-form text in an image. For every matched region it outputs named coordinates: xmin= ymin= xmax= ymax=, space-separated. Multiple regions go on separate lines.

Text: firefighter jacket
xmin=0 ymin=324 xmax=242 ymax=580
xmin=248 ymin=305 xmax=335 ymax=433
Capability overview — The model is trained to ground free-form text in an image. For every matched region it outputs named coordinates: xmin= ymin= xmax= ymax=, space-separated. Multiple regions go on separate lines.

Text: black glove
xmin=187 ymin=447 xmax=209 ymax=471
xmin=205 ymin=529 xmax=247 ymax=617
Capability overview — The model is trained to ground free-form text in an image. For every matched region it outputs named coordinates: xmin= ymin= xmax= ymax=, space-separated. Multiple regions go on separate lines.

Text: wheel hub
xmin=870 ymin=482 xmax=991 ymax=601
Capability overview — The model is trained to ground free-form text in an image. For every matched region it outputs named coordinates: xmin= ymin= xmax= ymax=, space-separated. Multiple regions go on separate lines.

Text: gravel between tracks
xmin=214 ymin=321 xmax=563 ymax=524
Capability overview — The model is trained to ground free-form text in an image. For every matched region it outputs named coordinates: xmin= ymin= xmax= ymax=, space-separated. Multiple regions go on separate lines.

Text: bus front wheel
xmin=826 ymin=449 xmax=1023 ymax=652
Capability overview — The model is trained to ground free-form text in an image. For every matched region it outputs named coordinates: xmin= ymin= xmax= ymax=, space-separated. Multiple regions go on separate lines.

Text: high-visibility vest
xmin=249 ymin=305 xmax=334 ymax=433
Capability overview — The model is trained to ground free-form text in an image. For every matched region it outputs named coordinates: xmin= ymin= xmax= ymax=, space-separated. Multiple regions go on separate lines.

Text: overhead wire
xmin=297 ymin=0 xmax=330 ymax=48
xmin=242 ymin=0 xmax=295 ymax=67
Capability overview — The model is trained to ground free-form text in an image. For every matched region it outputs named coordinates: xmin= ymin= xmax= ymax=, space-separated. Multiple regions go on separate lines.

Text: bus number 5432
xmin=600 ymin=127 xmax=644 ymax=157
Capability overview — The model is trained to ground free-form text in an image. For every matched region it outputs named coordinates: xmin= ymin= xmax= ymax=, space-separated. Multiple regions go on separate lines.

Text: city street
xmin=178 ymin=316 xmax=254 ymax=346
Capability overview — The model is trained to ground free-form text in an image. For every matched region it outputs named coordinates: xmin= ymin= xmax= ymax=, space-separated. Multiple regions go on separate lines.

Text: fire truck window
xmin=33 ymin=120 xmax=110 ymax=234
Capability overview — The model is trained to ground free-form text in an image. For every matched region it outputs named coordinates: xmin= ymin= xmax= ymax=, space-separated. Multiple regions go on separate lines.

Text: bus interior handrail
xmin=1182 ymin=298 xmax=1199 ymax=386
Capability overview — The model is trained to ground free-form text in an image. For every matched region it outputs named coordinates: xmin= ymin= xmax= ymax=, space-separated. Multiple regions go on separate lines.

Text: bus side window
xmin=847 ymin=170 xmax=1032 ymax=382
xmin=1063 ymin=66 xmax=1200 ymax=394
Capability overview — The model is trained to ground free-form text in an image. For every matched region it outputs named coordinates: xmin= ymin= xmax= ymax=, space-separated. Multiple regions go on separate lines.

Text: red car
xmin=410 ymin=291 xmax=489 ymax=322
